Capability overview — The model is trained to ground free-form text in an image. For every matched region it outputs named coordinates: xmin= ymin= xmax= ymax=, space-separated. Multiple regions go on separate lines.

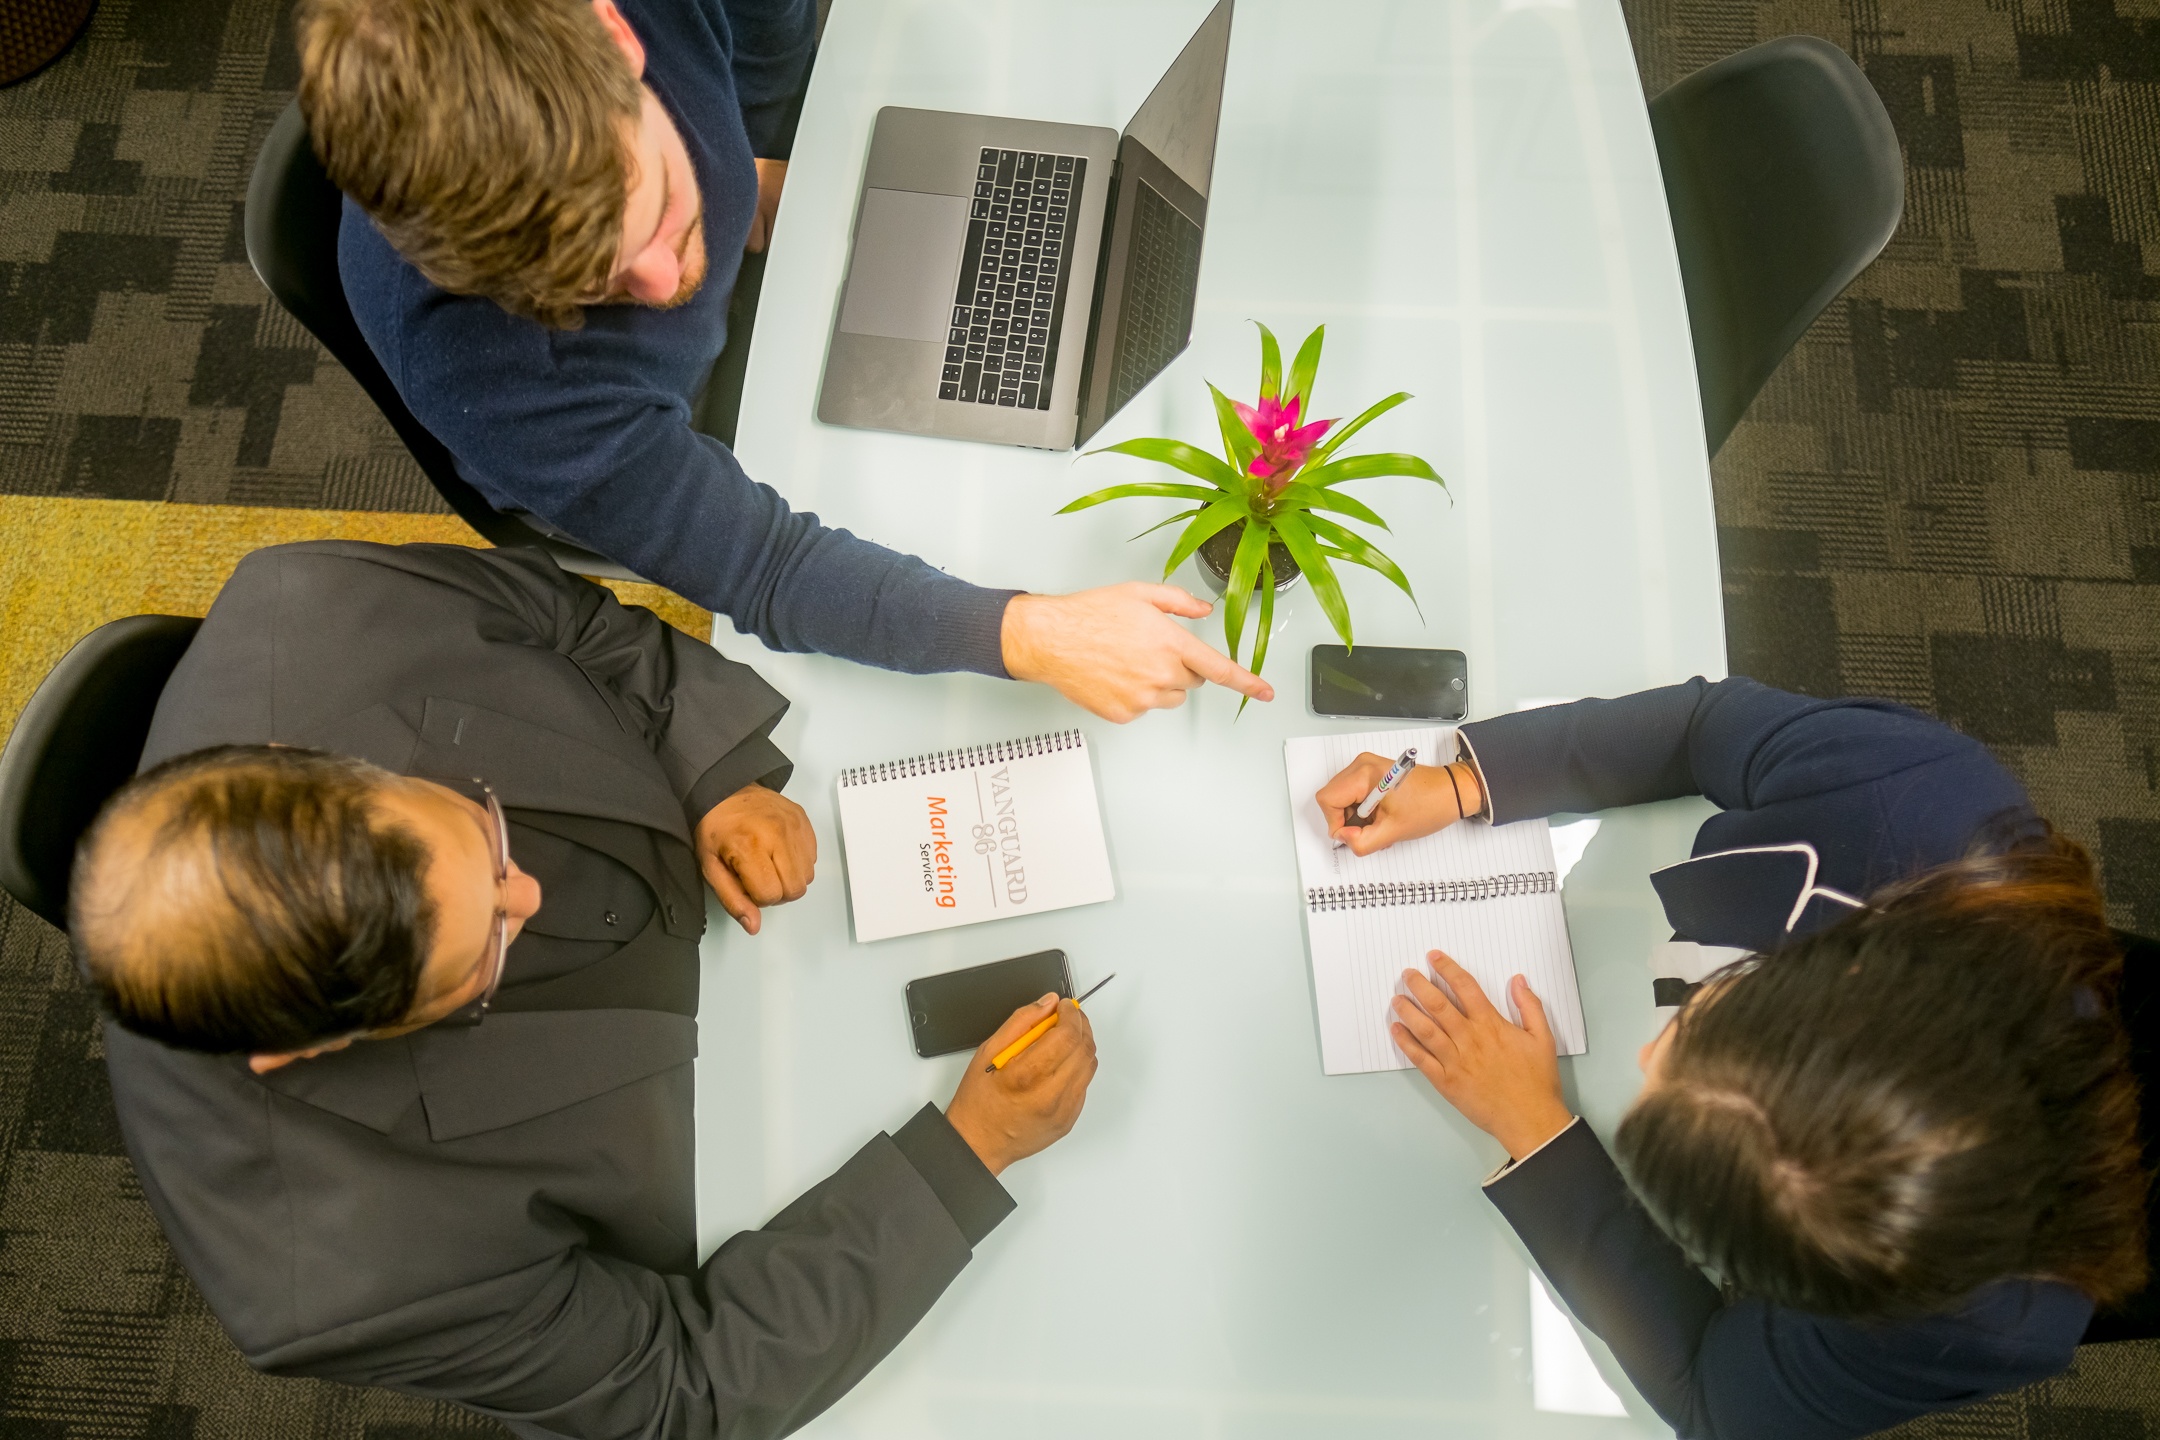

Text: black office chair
xmin=1649 ymin=36 xmax=1903 ymax=456
xmin=0 ymin=616 xmax=202 ymax=930
xmin=243 ymin=101 xmax=638 ymax=581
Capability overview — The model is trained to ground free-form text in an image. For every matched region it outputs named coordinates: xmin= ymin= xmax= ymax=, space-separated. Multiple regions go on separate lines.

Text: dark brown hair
xmin=1616 ymin=829 xmax=2148 ymax=1318
xmin=296 ymin=0 xmax=641 ymax=328
xmin=71 ymin=746 xmax=435 ymax=1055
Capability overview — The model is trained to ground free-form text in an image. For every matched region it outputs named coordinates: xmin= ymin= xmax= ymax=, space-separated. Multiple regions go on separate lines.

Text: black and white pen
xmin=1339 ymin=747 xmax=1417 ymax=832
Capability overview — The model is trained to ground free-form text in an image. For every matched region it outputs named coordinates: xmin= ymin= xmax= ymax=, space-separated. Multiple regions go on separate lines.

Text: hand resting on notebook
xmin=1320 ymin=751 xmax=1576 ymax=1154
xmin=1390 ymin=952 xmax=1576 ymax=1161
xmin=1316 ymin=751 xmax=1487 ymax=855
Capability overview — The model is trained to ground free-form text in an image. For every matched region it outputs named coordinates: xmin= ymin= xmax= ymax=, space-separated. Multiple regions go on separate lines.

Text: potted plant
xmin=1060 ymin=322 xmax=1445 ymax=688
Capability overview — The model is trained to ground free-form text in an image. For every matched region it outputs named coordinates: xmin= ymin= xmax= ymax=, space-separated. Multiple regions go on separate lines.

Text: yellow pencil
xmin=984 ymin=974 xmax=1115 ymax=1073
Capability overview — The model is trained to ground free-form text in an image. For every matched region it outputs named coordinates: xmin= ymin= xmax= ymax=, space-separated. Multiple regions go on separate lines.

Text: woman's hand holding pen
xmin=1316 ymin=753 xmax=1485 ymax=855
xmin=946 ymin=995 xmax=1099 ymax=1176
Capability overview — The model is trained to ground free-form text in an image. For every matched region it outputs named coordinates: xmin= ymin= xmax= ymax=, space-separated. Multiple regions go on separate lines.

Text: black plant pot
xmin=1196 ymin=524 xmax=1303 ymax=597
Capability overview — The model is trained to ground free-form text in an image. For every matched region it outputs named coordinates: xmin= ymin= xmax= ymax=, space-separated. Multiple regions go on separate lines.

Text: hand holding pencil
xmin=986 ymin=974 xmax=1115 ymax=1072
xmin=945 ymin=989 xmax=1101 ymax=1177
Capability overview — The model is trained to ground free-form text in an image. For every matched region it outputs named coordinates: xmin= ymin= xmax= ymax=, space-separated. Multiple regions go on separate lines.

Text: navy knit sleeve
xmin=338 ymin=212 xmax=1017 ymax=678
xmin=721 ymin=0 xmax=817 ymax=159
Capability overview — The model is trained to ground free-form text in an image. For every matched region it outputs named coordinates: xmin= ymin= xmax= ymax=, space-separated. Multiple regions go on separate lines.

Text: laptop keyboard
xmin=1106 ymin=178 xmax=1204 ymax=419
xmin=942 ymin=147 xmax=1087 ymax=411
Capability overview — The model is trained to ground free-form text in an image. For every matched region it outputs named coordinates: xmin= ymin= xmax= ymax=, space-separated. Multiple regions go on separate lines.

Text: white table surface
xmin=696 ymin=0 xmax=1725 ymax=1433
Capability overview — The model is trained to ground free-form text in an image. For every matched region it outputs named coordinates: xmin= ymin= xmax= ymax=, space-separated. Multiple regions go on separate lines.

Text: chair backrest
xmin=1650 ymin=36 xmax=1903 ymax=456
xmin=243 ymin=101 xmax=636 ymax=582
xmin=0 ymin=616 xmax=202 ymax=929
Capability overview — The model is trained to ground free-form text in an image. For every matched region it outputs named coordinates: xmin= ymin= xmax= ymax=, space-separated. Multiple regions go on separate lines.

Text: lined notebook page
xmin=1284 ymin=728 xmax=1586 ymax=1075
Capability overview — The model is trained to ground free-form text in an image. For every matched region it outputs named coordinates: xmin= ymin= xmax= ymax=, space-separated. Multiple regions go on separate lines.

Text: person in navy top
xmin=1316 ymin=677 xmax=2149 ymax=1440
xmin=299 ymin=0 xmax=1272 ymax=722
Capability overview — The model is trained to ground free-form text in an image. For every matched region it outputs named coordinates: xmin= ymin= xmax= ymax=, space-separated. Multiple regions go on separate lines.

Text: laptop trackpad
xmin=837 ymin=188 xmax=969 ymax=343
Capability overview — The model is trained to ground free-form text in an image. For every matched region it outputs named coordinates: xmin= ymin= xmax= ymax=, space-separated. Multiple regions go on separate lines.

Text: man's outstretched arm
xmin=432 ymin=370 xmax=1273 ymax=717
xmin=259 ymin=1001 xmax=1096 ymax=1439
xmin=342 ymin=220 xmax=1271 ymax=716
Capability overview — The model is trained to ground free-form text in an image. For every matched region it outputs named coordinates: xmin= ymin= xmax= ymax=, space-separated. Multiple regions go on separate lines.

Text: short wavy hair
xmin=297 ymin=0 xmax=642 ymax=329
xmin=1617 ymin=829 xmax=2148 ymax=1319
xmin=71 ymin=746 xmax=436 ymax=1055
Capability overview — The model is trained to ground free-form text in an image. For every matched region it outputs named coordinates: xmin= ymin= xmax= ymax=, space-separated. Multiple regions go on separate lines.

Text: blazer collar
xmin=260 ymin=699 xmax=699 ymax=1137
xmin=300 ymin=697 xmax=690 ymax=844
xmin=1649 ymin=843 xmax=1864 ymax=953
xmin=252 ymin=1009 xmax=697 ymax=1141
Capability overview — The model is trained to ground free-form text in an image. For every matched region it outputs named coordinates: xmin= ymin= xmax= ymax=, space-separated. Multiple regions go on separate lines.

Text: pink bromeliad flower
xmin=1234 ymin=394 xmax=1334 ymax=488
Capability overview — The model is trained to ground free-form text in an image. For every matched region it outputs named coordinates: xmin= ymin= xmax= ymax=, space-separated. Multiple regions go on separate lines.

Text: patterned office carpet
xmin=1629 ymin=0 xmax=2160 ymax=942
xmin=1634 ymin=0 xmax=2160 ymax=1435
xmin=2 ymin=0 xmax=2159 ymax=1432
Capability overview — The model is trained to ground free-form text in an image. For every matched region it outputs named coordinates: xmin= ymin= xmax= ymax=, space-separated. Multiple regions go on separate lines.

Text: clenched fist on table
xmin=696 ymin=782 xmax=817 ymax=935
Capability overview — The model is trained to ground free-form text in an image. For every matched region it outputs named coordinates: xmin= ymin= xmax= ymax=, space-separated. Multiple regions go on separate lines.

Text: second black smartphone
xmin=1309 ymin=644 xmax=1468 ymax=721
xmin=905 ymin=950 xmax=1072 ymax=1058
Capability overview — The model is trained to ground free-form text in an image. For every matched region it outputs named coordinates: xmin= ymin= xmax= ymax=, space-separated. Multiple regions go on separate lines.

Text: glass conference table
xmin=696 ymin=0 xmax=1724 ymax=1434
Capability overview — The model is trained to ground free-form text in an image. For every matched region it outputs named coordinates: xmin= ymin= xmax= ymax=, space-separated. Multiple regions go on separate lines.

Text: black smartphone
xmin=904 ymin=950 xmax=1072 ymax=1058
xmin=1309 ymin=644 xmax=1468 ymax=721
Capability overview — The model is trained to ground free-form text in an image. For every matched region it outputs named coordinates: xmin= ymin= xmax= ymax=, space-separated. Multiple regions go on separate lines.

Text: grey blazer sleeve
xmin=261 ymin=1129 xmax=987 ymax=1439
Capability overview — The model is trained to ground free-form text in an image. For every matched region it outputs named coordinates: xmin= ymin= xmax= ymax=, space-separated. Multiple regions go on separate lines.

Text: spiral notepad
xmin=836 ymin=729 xmax=1115 ymax=942
xmin=1284 ymin=727 xmax=1586 ymax=1075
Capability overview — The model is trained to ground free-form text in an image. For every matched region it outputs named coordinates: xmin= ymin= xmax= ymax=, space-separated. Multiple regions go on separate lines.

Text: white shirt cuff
xmin=1480 ymin=1115 xmax=1582 ymax=1188
xmin=1452 ymin=730 xmax=1495 ymax=822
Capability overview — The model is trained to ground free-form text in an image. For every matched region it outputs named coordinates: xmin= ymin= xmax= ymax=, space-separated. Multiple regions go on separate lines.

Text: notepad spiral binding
xmin=837 ymin=729 xmax=1085 ymax=788
xmin=1305 ymin=871 xmax=1557 ymax=912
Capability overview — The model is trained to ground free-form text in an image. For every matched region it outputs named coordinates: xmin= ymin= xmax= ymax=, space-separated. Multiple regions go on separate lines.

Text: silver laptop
xmin=816 ymin=0 xmax=1233 ymax=450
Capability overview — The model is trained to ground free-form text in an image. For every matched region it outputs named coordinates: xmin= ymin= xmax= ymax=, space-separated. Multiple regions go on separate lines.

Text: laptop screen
xmin=1074 ymin=0 xmax=1233 ymax=445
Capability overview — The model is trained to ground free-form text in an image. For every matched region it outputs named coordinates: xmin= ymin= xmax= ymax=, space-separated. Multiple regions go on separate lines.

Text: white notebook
xmin=836 ymin=729 xmax=1116 ymax=943
xmin=1283 ymin=727 xmax=1586 ymax=1075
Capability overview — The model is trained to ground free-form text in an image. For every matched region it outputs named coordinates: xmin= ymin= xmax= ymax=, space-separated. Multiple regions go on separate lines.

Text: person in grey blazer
xmin=70 ymin=540 xmax=1098 ymax=1439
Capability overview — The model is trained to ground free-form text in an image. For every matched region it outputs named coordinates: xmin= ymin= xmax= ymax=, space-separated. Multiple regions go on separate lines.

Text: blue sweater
xmin=339 ymin=0 xmax=1015 ymax=676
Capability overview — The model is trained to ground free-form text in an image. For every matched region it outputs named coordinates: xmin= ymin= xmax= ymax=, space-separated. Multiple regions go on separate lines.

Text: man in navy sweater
xmin=299 ymin=0 xmax=1269 ymax=722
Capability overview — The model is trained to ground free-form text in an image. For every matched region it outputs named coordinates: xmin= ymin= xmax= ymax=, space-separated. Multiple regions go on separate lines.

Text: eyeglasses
xmin=438 ymin=778 xmax=511 ymax=1028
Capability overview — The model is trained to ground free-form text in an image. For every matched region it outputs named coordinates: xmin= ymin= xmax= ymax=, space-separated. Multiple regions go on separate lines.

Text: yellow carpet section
xmin=0 ymin=496 xmax=711 ymax=749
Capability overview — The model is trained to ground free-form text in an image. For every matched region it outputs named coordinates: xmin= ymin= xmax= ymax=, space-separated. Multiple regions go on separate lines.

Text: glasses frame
xmin=439 ymin=779 xmax=512 ymax=1028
